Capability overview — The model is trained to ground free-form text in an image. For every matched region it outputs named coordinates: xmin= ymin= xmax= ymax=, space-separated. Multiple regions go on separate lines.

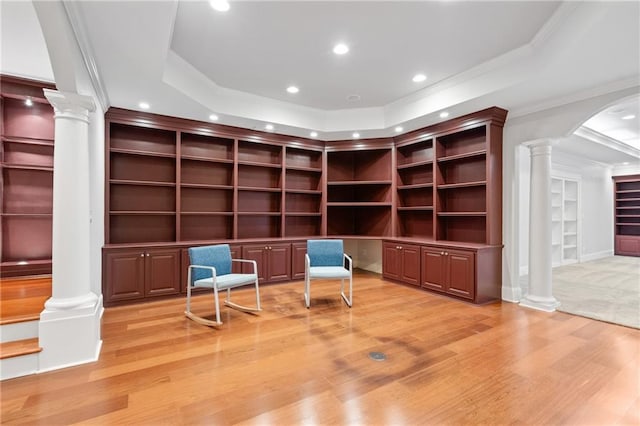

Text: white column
xmin=520 ymin=139 xmax=560 ymax=312
xmin=39 ymin=89 xmax=103 ymax=372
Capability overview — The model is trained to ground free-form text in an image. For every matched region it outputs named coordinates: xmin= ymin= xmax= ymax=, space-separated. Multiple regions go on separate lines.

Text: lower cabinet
xmin=242 ymin=243 xmax=292 ymax=283
xmin=104 ymin=248 xmax=181 ymax=305
xmin=382 ymin=241 xmax=501 ymax=304
xmin=421 ymin=247 xmax=474 ymax=300
xmin=291 ymin=242 xmax=307 ymax=280
xmin=382 ymin=242 xmax=420 ymax=286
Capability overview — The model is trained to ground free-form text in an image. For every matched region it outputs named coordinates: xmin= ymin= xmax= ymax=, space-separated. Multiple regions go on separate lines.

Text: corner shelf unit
xmin=614 ymin=174 xmax=640 ymax=256
xmin=1 ymin=76 xmax=56 ymax=277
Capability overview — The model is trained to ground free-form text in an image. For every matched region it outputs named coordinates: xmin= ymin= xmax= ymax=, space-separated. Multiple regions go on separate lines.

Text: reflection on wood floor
xmin=1 ymin=271 xmax=638 ymax=424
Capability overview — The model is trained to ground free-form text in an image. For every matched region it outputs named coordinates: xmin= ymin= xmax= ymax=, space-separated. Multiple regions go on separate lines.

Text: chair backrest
xmin=188 ymin=244 xmax=232 ymax=284
xmin=307 ymin=239 xmax=344 ymax=267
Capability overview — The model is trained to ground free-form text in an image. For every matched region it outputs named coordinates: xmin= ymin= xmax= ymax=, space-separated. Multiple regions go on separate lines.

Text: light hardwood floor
xmin=1 ymin=272 xmax=639 ymax=425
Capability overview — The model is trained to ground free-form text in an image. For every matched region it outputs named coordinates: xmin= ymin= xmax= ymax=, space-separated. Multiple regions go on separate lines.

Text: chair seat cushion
xmin=309 ymin=266 xmax=351 ymax=279
xmin=194 ymin=273 xmax=257 ymax=290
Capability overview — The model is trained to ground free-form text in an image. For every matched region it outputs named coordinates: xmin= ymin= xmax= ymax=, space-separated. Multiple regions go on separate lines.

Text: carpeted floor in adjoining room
xmin=552 ymin=255 xmax=640 ymax=329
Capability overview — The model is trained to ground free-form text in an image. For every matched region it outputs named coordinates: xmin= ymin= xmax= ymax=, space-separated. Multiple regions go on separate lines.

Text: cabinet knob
xmin=441 ymin=251 xmax=445 ymax=255
xmin=140 ymin=253 xmax=144 ymax=257
xmin=445 ymin=252 xmax=448 ymax=256
xmin=146 ymin=253 xmax=150 ymax=257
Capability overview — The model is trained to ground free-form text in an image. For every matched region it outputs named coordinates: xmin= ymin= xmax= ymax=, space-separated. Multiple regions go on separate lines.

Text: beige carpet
xmin=552 ymin=256 xmax=640 ymax=329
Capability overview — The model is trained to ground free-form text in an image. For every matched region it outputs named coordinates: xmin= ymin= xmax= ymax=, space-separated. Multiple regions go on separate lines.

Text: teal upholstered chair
xmin=304 ymin=239 xmax=353 ymax=308
xmin=185 ymin=244 xmax=261 ymax=326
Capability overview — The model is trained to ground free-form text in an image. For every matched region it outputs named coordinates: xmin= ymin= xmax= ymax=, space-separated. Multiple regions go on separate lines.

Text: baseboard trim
xmin=580 ymin=250 xmax=614 ymax=262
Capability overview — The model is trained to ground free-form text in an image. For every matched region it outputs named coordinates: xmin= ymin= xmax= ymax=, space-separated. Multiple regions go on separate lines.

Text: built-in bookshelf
xmin=0 ymin=76 xmax=56 ymax=277
xmin=326 ymin=144 xmax=393 ymax=237
xmin=551 ymin=176 xmax=580 ymax=266
xmin=614 ymin=174 xmax=640 ymax=256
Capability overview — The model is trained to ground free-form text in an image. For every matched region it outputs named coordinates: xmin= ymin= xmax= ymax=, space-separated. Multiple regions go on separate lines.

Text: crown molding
xmin=62 ymin=0 xmax=110 ymax=112
xmin=574 ymin=125 xmax=640 ymax=159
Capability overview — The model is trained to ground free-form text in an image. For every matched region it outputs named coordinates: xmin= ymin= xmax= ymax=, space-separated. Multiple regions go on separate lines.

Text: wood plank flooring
xmin=0 ymin=277 xmax=51 ymax=325
xmin=1 ymin=271 xmax=639 ymax=425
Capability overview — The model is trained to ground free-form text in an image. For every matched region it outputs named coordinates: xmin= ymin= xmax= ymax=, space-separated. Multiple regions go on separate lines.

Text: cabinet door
xmin=145 ymin=249 xmax=181 ymax=297
xmin=446 ymin=249 xmax=475 ymax=300
xmin=421 ymin=247 xmax=446 ymax=292
xmin=267 ymin=243 xmax=291 ymax=282
xmin=291 ymin=242 xmax=307 ymax=280
xmin=104 ymin=250 xmax=145 ymax=303
xmin=400 ymin=244 xmax=420 ymax=286
xmin=382 ymin=242 xmax=400 ymax=281
xmin=242 ymin=245 xmax=268 ymax=282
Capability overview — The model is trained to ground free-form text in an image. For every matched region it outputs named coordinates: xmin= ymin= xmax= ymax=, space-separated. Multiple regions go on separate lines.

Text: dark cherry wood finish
xmin=613 ymin=174 xmax=640 ymax=256
xmin=103 ymin=107 xmax=506 ymax=306
xmin=1 ymin=75 xmax=56 ymax=277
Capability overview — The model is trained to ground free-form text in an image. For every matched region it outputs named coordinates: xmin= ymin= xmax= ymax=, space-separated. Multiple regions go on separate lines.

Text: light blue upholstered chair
xmin=185 ymin=244 xmax=261 ymax=327
xmin=304 ymin=239 xmax=353 ymax=308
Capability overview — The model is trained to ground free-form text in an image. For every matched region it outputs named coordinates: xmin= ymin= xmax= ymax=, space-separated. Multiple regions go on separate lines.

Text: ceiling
xmin=1 ymin=0 xmax=639 ymax=165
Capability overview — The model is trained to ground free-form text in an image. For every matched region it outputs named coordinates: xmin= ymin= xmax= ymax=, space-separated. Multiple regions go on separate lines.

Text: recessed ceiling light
xmin=412 ymin=73 xmax=427 ymax=83
xmin=622 ymin=114 xmax=636 ymax=120
xmin=286 ymin=86 xmax=299 ymax=94
xmin=623 ymin=162 xmax=630 ymax=165
xmin=310 ymin=131 xmax=318 ymax=138
xmin=395 ymin=126 xmax=403 ymax=133
xmin=24 ymin=98 xmax=33 ymax=107
xmin=352 ymin=132 xmax=360 ymax=139
xmin=210 ymin=0 xmax=230 ymax=12
xmin=265 ymin=124 xmax=274 ymax=131
xmin=209 ymin=114 xmax=219 ymax=121
xmin=333 ymin=43 xmax=349 ymax=55
xmin=139 ymin=102 xmax=150 ymax=110
xmin=439 ymin=111 xmax=449 ymax=118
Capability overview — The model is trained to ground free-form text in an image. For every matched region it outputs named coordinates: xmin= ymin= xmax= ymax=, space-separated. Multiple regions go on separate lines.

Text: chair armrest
xmin=188 ymin=264 xmax=217 ymax=288
xmin=305 ymin=253 xmax=310 ymax=273
xmin=231 ymin=258 xmax=258 ymax=275
xmin=343 ymin=253 xmax=353 ymax=271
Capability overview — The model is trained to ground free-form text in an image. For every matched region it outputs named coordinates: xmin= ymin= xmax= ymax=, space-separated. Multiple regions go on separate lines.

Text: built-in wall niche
xmin=285 ymin=169 xmax=321 ymax=191
xmin=181 ymin=159 xmax=233 ymax=187
xmin=397 ymin=211 xmax=434 ymax=238
xmin=110 ymin=152 xmax=176 ymax=184
xmin=327 ymin=205 xmax=391 ymax=237
xmin=181 ymin=133 xmax=233 ymax=161
xmin=327 ymin=183 xmax=391 ymax=203
xmin=327 ymin=149 xmax=391 ymax=182
xmin=238 ymin=140 xmax=282 ymax=165
xmin=436 ymin=216 xmax=487 ymax=244
xmin=237 ymin=215 xmax=281 ymax=239
xmin=238 ymin=163 xmax=282 ymax=188
xmin=109 ymin=215 xmax=176 ymax=244
xmin=1 ymin=76 xmax=56 ymax=276
xmin=285 ymin=215 xmax=321 ymax=238
xmin=180 ymin=215 xmax=233 ymax=241
xmin=110 ymin=123 xmax=176 ymax=155
xmin=285 ymin=146 xmax=322 ymax=170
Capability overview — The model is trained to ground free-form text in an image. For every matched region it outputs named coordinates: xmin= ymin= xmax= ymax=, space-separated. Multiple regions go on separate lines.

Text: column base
xmin=38 ymin=295 xmax=103 ymax=373
xmin=519 ymin=294 xmax=560 ymax=312
xmin=44 ymin=292 xmax=98 ymax=311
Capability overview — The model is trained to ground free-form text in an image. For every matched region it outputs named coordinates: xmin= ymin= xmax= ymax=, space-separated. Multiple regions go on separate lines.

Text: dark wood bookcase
xmin=614 ymin=174 xmax=640 ymax=256
xmin=1 ymin=76 xmax=56 ymax=277
xmin=103 ymin=106 xmax=507 ymax=306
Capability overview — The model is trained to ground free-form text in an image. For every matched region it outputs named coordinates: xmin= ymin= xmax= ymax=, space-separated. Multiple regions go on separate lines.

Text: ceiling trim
xmin=574 ymin=125 xmax=640 ymax=159
xmin=63 ymin=0 xmax=110 ymax=112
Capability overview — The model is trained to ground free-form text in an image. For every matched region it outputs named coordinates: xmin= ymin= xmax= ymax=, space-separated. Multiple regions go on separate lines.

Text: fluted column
xmin=39 ymin=89 xmax=102 ymax=372
xmin=520 ymin=139 xmax=560 ymax=312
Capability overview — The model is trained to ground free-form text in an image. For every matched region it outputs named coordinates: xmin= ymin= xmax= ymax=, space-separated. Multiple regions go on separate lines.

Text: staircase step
xmin=0 ymin=338 xmax=41 ymax=360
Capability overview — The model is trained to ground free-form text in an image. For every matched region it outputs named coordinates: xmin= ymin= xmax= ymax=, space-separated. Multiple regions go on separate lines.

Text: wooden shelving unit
xmin=102 ymin=106 xmax=507 ymax=306
xmin=614 ymin=174 xmax=640 ymax=256
xmin=1 ymin=76 xmax=56 ymax=277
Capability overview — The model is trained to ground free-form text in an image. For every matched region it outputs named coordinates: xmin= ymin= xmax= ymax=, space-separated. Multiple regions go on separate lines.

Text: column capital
xmin=524 ymin=138 xmax=558 ymax=156
xmin=44 ymin=89 xmax=96 ymax=123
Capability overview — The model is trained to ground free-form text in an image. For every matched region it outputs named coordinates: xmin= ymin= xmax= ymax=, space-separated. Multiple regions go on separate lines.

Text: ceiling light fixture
xmin=139 ymin=102 xmax=150 ymax=110
xmin=395 ymin=126 xmax=403 ymax=133
xmin=439 ymin=111 xmax=449 ymax=118
xmin=210 ymin=0 xmax=230 ymax=12
xmin=333 ymin=43 xmax=349 ymax=55
xmin=352 ymin=132 xmax=360 ymax=139
xmin=346 ymin=94 xmax=361 ymax=102
xmin=265 ymin=124 xmax=274 ymax=131
xmin=24 ymin=98 xmax=33 ymax=107
xmin=287 ymin=86 xmax=299 ymax=94
xmin=310 ymin=131 xmax=318 ymax=138
xmin=412 ymin=73 xmax=427 ymax=83
xmin=209 ymin=114 xmax=219 ymax=121
xmin=621 ymin=114 xmax=636 ymax=120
